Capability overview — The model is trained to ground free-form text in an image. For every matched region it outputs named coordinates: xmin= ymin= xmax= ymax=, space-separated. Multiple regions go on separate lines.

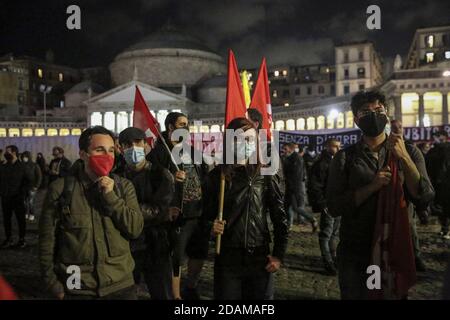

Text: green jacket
xmin=39 ymin=168 xmax=144 ymax=297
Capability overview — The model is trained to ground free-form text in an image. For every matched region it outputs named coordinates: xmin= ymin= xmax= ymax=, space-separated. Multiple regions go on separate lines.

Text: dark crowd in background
xmin=1 ymin=90 xmax=450 ymax=300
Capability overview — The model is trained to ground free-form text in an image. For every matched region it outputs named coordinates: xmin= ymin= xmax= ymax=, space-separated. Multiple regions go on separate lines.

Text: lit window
xmin=284 ymin=103 xmax=290 ymax=107
xmin=346 ymin=111 xmax=354 ymax=128
xmin=0 ymin=128 xmax=6 ymax=137
xmin=286 ymin=119 xmax=295 ymax=130
xmin=210 ymin=125 xmax=221 ymax=133
xmin=426 ymin=52 xmax=434 ymax=63
xmin=275 ymin=120 xmax=285 ymax=130
xmin=117 ymin=111 xmax=128 ymax=133
xmin=426 ymin=35 xmax=434 ymax=48
xmin=326 ymin=68 xmax=330 ymax=73
xmin=445 ymin=51 xmax=450 ymax=59
xmin=35 ymin=128 xmax=45 ymax=136
xmin=22 ymin=128 xmax=33 ymax=137
xmin=59 ymin=128 xmax=70 ymax=136
xmin=307 ymin=117 xmax=316 ymax=130
xmin=60 ymin=100 xmax=64 ymax=108
xmin=71 ymin=128 xmax=82 ymax=136
xmin=296 ymin=118 xmax=305 ymax=130
xmin=189 ymin=126 xmax=198 ymax=133
xmin=9 ymin=128 xmax=20 ymax=137
xmin=273 ymin=90 xmax=278 ymax=98
xmin=274 ymin=70 xmax=280 ymax=77
xmin=37 ymin=68 xmax=43 ymax=78
xmin=317 ymin=116 xmax=325 ymax=130
xmin=104 ymin=112 xmax=115 ymax=131
xmin=90 ymin=112 xmax=102 ymax=126
xmin=282 ymin=70 xmax=288 ymax=76
xmin=47 ymin=128 xmax=58 ymax=136
xmin=201 ymin=126 xmax=210 ymax=133
xmin=59 ymin=73 xmax=64 ymax=82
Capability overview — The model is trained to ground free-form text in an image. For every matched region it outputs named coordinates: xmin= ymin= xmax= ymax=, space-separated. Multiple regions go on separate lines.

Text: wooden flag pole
xmin=215 ymin=172 xmax=226 ymax=255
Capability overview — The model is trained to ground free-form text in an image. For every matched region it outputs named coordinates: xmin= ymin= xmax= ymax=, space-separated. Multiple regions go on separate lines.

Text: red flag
xmin=133 ymin=85 xmax=160 ymax=147
xmin=250 ymin=57 xmax=272 ymax=139
xmin=0 ymin=275 xmax=18 ymax=300
xmin=225 ymin=50 xmax=247 ymax=127
xmin=370 ymin=155 xmax=417 ymax=299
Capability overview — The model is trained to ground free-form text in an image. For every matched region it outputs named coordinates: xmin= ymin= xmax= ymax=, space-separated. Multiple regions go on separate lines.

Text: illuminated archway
xmin=296 ymin=118 xmax=305 ymax=130
xmin=275 ymin=120 xmax=285 ymax=131
xmin=317 ymin=116 xmax=325 ymax=130
xmin=306 ymin=117 xmax=316 ymax=130
xmin=286 ymin=119 xmax=295 ymax=130
xmin=401 ymin=93 xmax=419 ymax=127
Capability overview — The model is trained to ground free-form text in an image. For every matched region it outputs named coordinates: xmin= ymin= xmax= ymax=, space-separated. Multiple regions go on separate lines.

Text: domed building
xmin=109 ymin=26 xmax=226 ymax=93
xmin=85 ymin=26 xmax=229 ymax=133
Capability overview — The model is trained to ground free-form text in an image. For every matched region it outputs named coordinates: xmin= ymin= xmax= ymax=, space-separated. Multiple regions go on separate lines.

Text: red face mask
xmin=88 ymin=154 xmax=114 ymax=177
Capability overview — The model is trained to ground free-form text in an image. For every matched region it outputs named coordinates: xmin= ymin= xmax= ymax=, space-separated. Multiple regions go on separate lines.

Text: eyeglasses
xmin=357 ymin=108 xmax=386 ymax=118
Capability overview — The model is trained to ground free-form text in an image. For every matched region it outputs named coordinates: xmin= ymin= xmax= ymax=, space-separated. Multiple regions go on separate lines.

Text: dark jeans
xmin=25 ymin=190 xmax=37 ymax=216
xmin=133 ymin=225 xmax=173 ymax=300
xmin=214 ymin=247 xmax=272 ymax=300
xmin=319 ymin=209 xmax=340 ymax=262
xmin=64 ymin=286 xmax=137 ymax=300
xmin=1 ymin=195 xmax=26 ymax=240
xmin=337 ymin=246 xmax=370 ymax=300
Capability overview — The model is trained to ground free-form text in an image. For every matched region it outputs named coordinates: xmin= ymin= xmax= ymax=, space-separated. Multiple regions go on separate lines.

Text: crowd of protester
xmin=0 ymin=89 xmax=450 ymax=300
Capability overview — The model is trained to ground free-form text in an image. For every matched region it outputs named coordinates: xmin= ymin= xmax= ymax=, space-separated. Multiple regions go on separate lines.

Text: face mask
xmin=123 ymin=146 xmax=146 ymax=165
xmin=88 ymin=154 xmax=114 ymax=177
xmin=357 ymin=112 xmax=388 ymax=137
xmin=236 ymin=141 xmax=257 ymax=160
xmin=294 ymin=148 xmax=299 ymax=153
xmin=4 ymin=153 xmax=13 ymax=161
xmin=22 ymin=157 xmax=29 ymax=163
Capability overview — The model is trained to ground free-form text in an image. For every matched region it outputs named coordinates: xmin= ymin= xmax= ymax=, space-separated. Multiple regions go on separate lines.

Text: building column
xmin=114 ymin=111 xmax=118 ymax=133
xmin=393 ymin=95 xmax=402 ymax=122
xmin=418 ymin=93 xmax=425 ymax=127
xmin=443 ymin=92 xmax=449 ymax=125
xmin=127 ymin=111 xmax=132 ymax=127
xmin=101 ymin=112 xmax=105 ymax=127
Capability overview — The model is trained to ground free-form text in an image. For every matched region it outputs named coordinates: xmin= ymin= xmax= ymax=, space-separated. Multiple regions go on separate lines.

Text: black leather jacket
xmin=203 ymin=165 xmax=288 ymax=261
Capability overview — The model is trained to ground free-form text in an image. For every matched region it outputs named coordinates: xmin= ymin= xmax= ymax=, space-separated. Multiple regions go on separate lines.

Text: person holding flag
xmin=147 ymin=111 xmax=210 ymax=300
xmin=326 ymin=90 xmax=434 ymax=299
xmin=205 ymin=117 xmax=288 ymax=299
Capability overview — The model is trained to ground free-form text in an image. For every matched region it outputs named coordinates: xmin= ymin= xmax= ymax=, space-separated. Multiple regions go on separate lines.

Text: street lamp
xmin=39 ymin=84 xmax=52 ymax=133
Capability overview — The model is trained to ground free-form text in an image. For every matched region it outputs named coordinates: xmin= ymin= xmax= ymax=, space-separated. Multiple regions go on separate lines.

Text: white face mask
xmin=22 ymin=157 xmax=29 ymax=163
xmin=294 ymin=148 xmax=299 ymax=153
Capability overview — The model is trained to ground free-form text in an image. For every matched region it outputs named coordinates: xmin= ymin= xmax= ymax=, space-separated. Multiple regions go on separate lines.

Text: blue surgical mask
xmin=124 ymin=146 xmax=146 ymax=165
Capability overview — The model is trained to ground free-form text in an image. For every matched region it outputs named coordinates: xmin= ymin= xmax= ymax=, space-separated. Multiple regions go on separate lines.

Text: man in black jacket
xmin=426 ymin=130 xmax=450 ymax=239
xmin=48 ymin=146 xmax=72 ymax=184
xmin=0 ymin=145 xmax=33 ymax=248
xmin=119 ymin=127 xmax=175 ymax=299
xmin=148 ymin=112 xmax=210 ymax=300
xmin=283 ymin=143 xmax=318 ymax=231
xmin=308 ymin=138 xmax=341 ymax=275
xmin=21 ymin=151 xmax=42 ymax=223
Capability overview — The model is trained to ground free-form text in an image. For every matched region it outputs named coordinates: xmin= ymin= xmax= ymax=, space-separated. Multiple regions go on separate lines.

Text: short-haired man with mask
xmin=39 ymin=126 xmax=143 ymax=300
xmin=118 ymin=127 xmax=175 ymax=299
xmin=327 ymin=91 xmax=434 ymax=299
xmin=148 ymin=112 xmax=209 ymax=300
xmin=48 ymin=146 xmax=72 ymax=184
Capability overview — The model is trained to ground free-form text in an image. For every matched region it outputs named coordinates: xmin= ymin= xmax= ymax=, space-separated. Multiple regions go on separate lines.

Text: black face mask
xmin=4 ymin=153 xmax=13 ymax=161
xmin=357 ymin=112 xmax=388 ymax=137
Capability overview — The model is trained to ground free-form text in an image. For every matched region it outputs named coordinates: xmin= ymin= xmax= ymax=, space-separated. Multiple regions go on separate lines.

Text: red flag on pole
xmin=133 ymin=85 xmax=160 ymax=147
xmin=250 ymin=57 xmax=272 ymax=139
xmin=370 ymin=155 xmax=417 ymax=299
xmin=225 ymin=50 xmax=247 ymax=127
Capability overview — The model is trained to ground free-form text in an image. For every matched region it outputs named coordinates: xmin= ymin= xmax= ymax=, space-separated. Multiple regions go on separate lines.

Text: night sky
xmin=1 ymin=0 xmax=450 ymax=70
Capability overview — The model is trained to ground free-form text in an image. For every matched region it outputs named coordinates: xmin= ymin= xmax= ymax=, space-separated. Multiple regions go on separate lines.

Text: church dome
xmin=109 ymin=26 xmax=226 ymax=88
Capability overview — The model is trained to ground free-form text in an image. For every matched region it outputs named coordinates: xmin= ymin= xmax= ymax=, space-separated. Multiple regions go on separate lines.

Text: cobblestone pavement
xmin=0 ymin=190 xmax=448 ymax=299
